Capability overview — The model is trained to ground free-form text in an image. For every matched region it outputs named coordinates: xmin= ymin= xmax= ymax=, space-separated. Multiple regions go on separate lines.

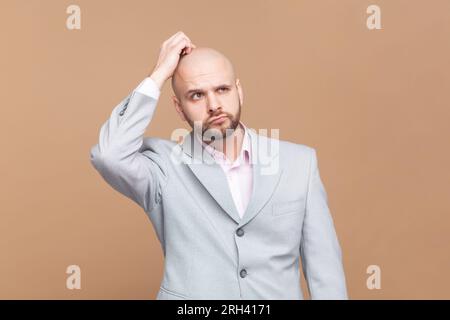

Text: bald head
xmin=171 ymin=47 xmax=236 ymax=100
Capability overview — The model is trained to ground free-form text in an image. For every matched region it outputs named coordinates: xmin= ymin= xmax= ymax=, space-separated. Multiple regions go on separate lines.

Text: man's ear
xmin=172 ymin=95 xmax=187 ymax=122
xmin=236 ymin=78 xmax=244 ymax=106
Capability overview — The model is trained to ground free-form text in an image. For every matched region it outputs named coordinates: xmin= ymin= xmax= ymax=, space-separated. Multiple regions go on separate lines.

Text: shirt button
xmin=240 ymin=269 xmax=247 ymax=278
xmin=236 ymin=228 xmax=245 ymax=237
xmin=119 ymin=110 xmax=124 ymax=116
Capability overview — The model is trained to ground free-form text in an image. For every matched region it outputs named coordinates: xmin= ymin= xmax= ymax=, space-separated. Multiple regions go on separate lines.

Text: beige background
xmin=1 ymin=0 xmax=449 ymax=299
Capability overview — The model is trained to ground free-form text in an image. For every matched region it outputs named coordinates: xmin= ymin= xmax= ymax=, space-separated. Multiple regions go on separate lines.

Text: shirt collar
xmin=196 ymin=120 xmax=252 ymax=167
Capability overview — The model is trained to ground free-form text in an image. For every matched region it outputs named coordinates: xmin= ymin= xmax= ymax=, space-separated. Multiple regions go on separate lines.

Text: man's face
xmin=171 ymin=48 xmax=243 ymax=143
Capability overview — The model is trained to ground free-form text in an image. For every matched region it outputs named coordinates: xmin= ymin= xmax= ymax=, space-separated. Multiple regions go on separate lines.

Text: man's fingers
xmin=160 ymin=31 xmax=195 ymax=58
xmin=151 ymin=31 xmax=194 ymax=84
xmin=182 ymin=44 xmax=196 ymax=55
xmin=172 ymin=37 xmax=196 ymax=56
xmin=170 ymin=37 xmax=188 ymax=53
xmin=184 ymin=44 xmax=196 ymax=54
xmin=187 ymin=43 xmax=197 ymax=53
xmin=167 ymin=32 xmax=194 ymax=50
xmin=167 ymin=32 xmax=189 ymax=47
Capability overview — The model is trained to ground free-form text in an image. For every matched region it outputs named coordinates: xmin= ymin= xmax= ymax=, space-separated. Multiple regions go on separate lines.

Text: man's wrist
xmin=149 ymin=70 xmax=165 ymax=91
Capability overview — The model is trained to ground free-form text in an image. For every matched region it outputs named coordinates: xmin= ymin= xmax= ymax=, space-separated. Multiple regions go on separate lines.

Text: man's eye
xmin=192 ymin=92 xmax=202 ymax=99
xmin=218 ymin=87 xmax=229 ymax=92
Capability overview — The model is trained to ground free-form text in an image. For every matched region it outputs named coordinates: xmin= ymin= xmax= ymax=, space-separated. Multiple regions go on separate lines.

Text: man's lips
xmin=209 ymin=115 xmax=228 ymax=124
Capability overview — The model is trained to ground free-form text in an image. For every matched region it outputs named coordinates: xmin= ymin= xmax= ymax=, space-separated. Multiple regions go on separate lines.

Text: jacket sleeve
xmin=89 ymin=79 xmax=168 ymax=213
xmin=300 ymin=148 xmax=348 ymax=299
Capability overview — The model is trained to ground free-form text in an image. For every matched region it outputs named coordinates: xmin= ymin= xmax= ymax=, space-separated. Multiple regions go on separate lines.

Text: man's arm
xmin=89 ymin=78 xmax=167 ymax=213
xmin=89 ymin=31 xmax=196 ymax=212
xmin=300 ymin=148 xmax=348 ymax=299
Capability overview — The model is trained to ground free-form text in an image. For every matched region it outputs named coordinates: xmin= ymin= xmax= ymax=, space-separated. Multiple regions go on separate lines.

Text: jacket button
xmin=236 ymin=228 xmax=244 ymax=237
xmin=240 ymin=269 xmax=247 ymax=278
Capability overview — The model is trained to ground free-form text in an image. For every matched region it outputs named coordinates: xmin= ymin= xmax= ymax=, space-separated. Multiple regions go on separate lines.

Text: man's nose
xmin=206 ymin=93 xmax=221 ymax=113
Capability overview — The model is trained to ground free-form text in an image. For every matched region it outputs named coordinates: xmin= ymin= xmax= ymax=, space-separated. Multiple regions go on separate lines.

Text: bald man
xmin=90 ymin=31 xmax=348 ymax=300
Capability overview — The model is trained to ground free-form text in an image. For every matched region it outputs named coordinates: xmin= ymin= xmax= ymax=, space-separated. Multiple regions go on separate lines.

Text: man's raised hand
xmin=149 ymin=31 xmax=196 ymax=90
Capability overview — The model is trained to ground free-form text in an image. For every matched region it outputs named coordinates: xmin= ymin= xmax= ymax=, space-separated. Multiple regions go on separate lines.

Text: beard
xmin=189 ymin=100 xmax=242 ymax=144
xmin=203 ymin=108 xmax=241 ymax=142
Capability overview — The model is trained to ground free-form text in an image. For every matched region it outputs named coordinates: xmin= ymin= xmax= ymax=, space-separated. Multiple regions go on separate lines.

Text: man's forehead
xmin=180 ymin=70 xmax=233 ymax=89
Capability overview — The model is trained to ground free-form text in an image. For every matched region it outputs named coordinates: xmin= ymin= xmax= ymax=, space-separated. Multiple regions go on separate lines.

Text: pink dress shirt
xmin=196 ymin=121 xmax=253 ymax=219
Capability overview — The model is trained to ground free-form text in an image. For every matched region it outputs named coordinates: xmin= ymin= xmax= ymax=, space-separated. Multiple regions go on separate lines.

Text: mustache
xmin=208 ymin=113 xmax=229 ymax=124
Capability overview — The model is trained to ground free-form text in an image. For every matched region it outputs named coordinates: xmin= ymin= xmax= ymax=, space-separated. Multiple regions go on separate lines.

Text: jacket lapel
xmin=239 ymin=128 xmax=283 ymax=227
xmin=179 ymin=127 xmax=283 ymax=226
xmin=180 ymin=130 xmax=242 ymax=224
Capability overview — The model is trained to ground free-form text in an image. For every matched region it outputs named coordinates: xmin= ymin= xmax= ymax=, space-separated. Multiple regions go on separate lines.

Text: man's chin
xmin=204 ymin=126 xmax=234 ymax=140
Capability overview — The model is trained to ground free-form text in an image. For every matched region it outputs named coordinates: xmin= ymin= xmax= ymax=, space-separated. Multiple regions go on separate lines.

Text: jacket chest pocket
xmin=272 ymin=198 xmax=306 ymax=217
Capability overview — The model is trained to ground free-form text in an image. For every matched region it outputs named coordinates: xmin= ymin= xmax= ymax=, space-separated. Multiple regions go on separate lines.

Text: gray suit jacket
xmin=90 ymin=88 xmax=348 ymax=300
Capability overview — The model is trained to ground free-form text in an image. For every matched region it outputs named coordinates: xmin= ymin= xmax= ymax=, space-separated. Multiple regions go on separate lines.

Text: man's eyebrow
xmin=184 ymin=84 xmax=232 ymax=97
